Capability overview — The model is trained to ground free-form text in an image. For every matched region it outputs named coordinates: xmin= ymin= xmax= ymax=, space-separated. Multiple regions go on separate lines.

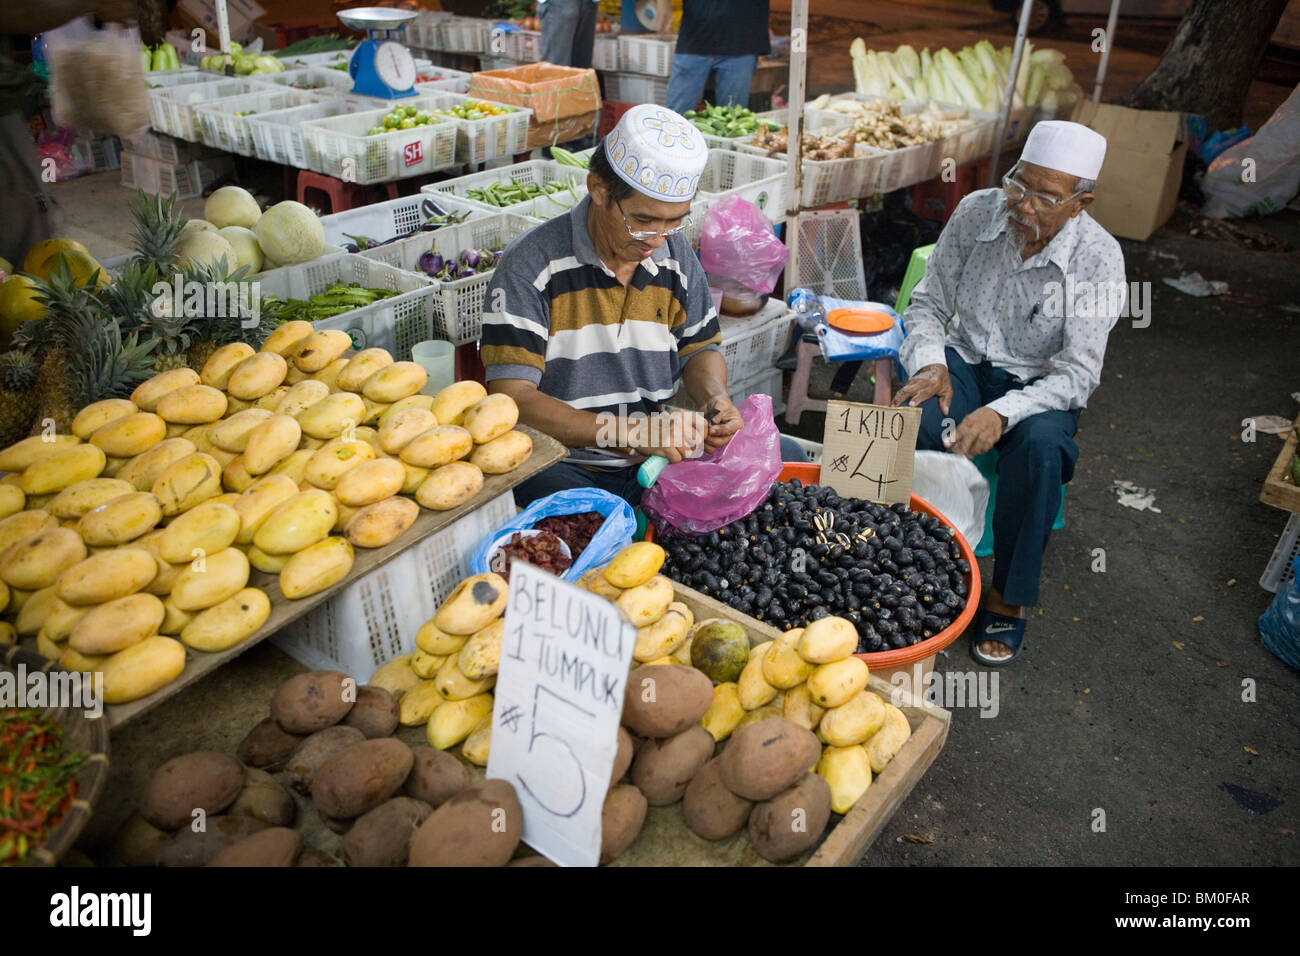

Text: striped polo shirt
xmin=481 ymin=195 xmax=721 ymax=466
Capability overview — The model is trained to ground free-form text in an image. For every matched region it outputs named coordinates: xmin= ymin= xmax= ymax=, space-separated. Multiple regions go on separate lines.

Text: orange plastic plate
xmin=826 ymin=307 xmax=895 ymax=335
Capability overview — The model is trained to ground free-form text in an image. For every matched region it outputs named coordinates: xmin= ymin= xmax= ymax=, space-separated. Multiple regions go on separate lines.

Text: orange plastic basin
xmin=647 ymin=462 xmax=982 ymax=668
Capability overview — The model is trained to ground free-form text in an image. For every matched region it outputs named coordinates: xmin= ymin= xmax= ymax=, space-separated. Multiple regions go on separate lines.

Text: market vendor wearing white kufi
xmin=482 ymin=105 xmax=743 ymax=507
xmin=894 ymin=120 xmax=1126 ymax=668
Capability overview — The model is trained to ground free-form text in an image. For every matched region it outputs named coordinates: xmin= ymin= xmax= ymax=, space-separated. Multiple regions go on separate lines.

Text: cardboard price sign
xmin=487 ymin=562 xmax=638 ymax=867
xmin=820 ymin=401 xmax=922 ymax=505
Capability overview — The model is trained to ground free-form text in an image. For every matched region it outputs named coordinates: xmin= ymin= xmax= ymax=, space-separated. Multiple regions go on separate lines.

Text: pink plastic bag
xmin=699 ymin=195 xmax=789 ymax=295
xmin=642 ymin=394 xmax=782 ymax=535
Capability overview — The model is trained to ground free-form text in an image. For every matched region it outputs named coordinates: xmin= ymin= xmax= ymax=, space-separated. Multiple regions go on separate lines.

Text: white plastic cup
xmin=412 ymin=340 xmax=455 ymax=396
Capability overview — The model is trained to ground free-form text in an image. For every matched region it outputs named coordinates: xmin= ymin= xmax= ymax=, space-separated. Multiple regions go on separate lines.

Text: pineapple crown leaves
xmin=69 ymin=318 xmax=160 ymax=408
xmin=28 ymin=257 xmax=107 ymax=348
xmin=97 ymin=259 xmax=163 ymax=335
xmin=130 ymin=188 xmax=184 ymax=274
xmin=0 ymin=349 xmax=40 ymax=391
xmin=180 ymin=253 xmax=263 ymax=348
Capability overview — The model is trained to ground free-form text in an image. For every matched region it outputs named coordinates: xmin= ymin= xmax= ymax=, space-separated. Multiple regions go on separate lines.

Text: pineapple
xmin=179 ymin=254 xmax=264 ymax=369
xmin=0 ymin=350 xmax=39 ymax=446
xmin=37 ymin=310 xmax=157 ymax=432
xmin=130 ymin=189 xmax=184 ymax=276
xmin=142 ymin=292 xmax=195 ymax=372
xmin=99 ymin=259 xmax=164 ymax=336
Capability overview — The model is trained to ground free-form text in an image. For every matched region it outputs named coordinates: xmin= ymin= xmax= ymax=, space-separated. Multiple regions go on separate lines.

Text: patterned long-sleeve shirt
xmin=481 ymin=195 xmax=721 ymax=466
xmin=898 ymin=187 xmax=1127 ymax=429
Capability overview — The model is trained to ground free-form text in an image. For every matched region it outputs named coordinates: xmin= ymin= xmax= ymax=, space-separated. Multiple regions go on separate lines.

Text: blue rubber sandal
xmin=970 ymin=610 xmax=1026 ymax=667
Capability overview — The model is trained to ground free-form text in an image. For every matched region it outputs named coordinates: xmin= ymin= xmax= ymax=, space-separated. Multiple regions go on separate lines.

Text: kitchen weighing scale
xmin=336 ymin=6 xmax=420 ymax=99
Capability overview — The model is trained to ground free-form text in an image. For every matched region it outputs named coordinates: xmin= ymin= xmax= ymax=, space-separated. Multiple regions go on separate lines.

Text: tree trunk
xmin=1123 ymin=0 xmax=1288 ymax=132
xmin=136 ymin=0 xmax=170 ymax=48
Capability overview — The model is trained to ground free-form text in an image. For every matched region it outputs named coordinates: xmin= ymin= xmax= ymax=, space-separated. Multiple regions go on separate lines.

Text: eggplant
xmin=459 ymin=248 xmax=480 ymax=268
xmin=418 ymin=251 xmax=443 ymax=276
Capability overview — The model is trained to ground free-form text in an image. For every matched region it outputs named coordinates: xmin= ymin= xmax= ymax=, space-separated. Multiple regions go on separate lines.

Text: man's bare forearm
xmin=682 ymin=348 xmax=728 ymax=410
xmin=489 ymin=379 xmax=606 ymax=449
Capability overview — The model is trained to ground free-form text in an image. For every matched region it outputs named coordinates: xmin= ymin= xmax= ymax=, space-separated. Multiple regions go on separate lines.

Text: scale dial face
xmin=374 ymin=40 xmax=416 ymax=90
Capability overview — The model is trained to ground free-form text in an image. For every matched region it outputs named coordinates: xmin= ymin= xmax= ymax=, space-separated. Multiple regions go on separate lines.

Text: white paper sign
xmin=486 ymin=562 xmax=638 ymax=867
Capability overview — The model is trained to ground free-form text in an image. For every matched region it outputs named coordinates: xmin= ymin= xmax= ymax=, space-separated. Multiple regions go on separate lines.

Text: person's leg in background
xmin=709 ymin=54 xmax=759 ymax=109
xmin=665 ymin=54 xmax=713 ymax=115
xmin=778 ymin=435 xmax=809 ymax=462
xmin=0 ymin=111 xmax=57 ymax=267
xmin=539 ymin=0 xmax=582 ymax=66
xmin=514 ymin=461 xmax=630 ymax=508
xmin=620 ymin=0 xmax=646 ymax=33
xmin=569 ymin=0 xmax=598 ymax=69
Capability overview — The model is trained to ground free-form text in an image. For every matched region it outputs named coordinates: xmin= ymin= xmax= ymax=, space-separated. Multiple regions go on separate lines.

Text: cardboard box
xmin=468 ymin=63 xmax=601 ymax=125
xmin=175 ymin=0 xmax=266 ymax=45
xmin=1070 ymin=100 xmax=1187 ymax=242
xmin=526 ymin=110 xmax=599 ymax=151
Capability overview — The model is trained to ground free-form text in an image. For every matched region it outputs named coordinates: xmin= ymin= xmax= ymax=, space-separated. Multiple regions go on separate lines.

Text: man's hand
xmin=946 ymin=406 xmax=1006 ymax=458
xmin=892 ymin=363 xmax=953 ymax=414
xmin=633 ymin=410 xmax=709 ymax=463
xmin=702 ymin=395 xmax=743 ymax=454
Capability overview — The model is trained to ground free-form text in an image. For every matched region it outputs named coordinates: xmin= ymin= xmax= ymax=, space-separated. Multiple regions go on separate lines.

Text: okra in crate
xmin=257 ymin=254 xmax=437 ymax=359
xmin=358 ymin=213 xmax=538 ymax=345
xmin=300 ymin=98 xmax=459 ymax=184
xmin=424 ymin=159 xmax=587 ymax=219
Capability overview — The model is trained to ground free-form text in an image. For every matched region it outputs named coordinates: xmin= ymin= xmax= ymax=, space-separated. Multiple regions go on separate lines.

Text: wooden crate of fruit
xmin=606 ymin=584 xmax=950 ymax=867
xmin=1260 ymin=410 xmax=1300 ymax=514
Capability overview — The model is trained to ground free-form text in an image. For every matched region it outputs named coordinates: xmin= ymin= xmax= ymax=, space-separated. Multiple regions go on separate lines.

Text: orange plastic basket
xmin=647 ymin=461 xmax=981 ymax=668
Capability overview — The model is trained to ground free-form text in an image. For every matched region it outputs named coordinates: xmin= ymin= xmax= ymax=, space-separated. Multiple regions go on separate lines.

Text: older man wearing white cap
xmin=894 ymin=120 xmax=1126 ymax=667
xmin=482 ymin=105 xmax=743 ymax=507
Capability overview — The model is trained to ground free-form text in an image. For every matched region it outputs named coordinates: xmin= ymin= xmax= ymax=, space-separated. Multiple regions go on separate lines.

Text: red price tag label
xmin=403 ymin=140 xmax=423 ymax=167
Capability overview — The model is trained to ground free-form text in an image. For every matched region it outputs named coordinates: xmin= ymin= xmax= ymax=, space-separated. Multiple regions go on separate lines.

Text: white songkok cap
xmin=1020 ymin=120 xmax=1107 ymax=182
xmin=604 ymin=104 xmax=708 ymax=202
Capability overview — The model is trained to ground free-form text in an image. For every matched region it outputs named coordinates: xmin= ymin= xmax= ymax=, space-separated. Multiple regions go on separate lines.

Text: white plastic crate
xmin=735 ymin=134 xmax=888 ymax=209
xmin=407 ymin=11 xmax=454 ymax=49
xmin=416 ymin=92 xmax=532 ymax=167
xmin=617 ymin=34 xmax=675 ymax=76
xmin=279 ymin=51 xmax=354 ymax=71
xmin=194 ymin=88 xmax=329 ymax=156
xmin=1261 ymin=513 xmax=1300 ymax=593
xmin=79 ymin=134 xmax=121 ymax=173
xmin=938 ymin=108 xmax=997 ymax=168
xmin=498 ymin=28 xmax=542 ymax=62
xmin=441 ymin=17 xmax=491 ymax=53
xmin=593 ymin=34 xmax=621 ymax=72
xmin=272 ymin=491 xmax=516 ymax=677
xmin=256 ymin=254 xmax=437 ymax=359
xmin=478 ymin=54 xmax=519 ymax=72
xmin=301 ymin=99 xmax=460 ymax=184
xmin=696 ymin=149 xmax=786 ymax=224
xmin=603 ymin=71 xmax=669 ymax=105
xmin=360 ymin=212 xmax=540 ymax=345
xmin=788 ymin=207 xmax=868 ymax=301
xmin=246 ymin=97 xmax=379 ymax=166
xmin=424 ymin=159 xmax=587 ymax=218
xmin=246 ymin=66 xmax=356 ymax=96
xmin=121 ymin=150 xmax=234 ymax=199
xmin=719 ymin=310 xmax=796 ymax=383
xmin=317 ymin=193 xmax=489 ymax=249
xmin=122 ymin=127 xmax=210 ymax=164
xmin=151 ymin=76 xmax=260 ymax=141
xmin=412 ymin=65 xmax=473 ymax=94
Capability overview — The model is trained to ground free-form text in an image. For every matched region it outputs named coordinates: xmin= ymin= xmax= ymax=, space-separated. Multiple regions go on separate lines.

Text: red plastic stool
xmin=296 ymin=170 xmax=399 ymax=215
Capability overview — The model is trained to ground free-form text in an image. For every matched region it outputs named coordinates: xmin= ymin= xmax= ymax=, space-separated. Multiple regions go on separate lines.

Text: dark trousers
xmin=913 ymin=348 xmax=1079 ymax=607
xmin=540 ymin=0 xmax=597 ymax=68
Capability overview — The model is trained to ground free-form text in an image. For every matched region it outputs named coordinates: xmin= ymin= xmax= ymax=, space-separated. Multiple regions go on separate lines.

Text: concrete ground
xmin=46 ymin=1 xmax=1300 ymax=866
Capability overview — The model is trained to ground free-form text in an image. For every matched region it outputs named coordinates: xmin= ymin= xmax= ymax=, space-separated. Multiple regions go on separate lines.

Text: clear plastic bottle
xmin=787 ymin=287 xmax=825 ymax=333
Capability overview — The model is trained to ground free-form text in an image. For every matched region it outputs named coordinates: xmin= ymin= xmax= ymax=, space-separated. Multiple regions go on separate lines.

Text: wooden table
xmin=608 ymin=584 xmax=950 ymax=867
xmin=102 ymin=426 xmax=565 ymax=729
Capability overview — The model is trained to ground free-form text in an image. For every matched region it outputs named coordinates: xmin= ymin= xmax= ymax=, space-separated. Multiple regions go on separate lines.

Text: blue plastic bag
xmin=815 ymin=297 xmax=905 ymax=362
xmin=1259 ymin=555 xmax=1300 ymax=671
xmin=470 ymin=488 xmax=636 ymax=583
